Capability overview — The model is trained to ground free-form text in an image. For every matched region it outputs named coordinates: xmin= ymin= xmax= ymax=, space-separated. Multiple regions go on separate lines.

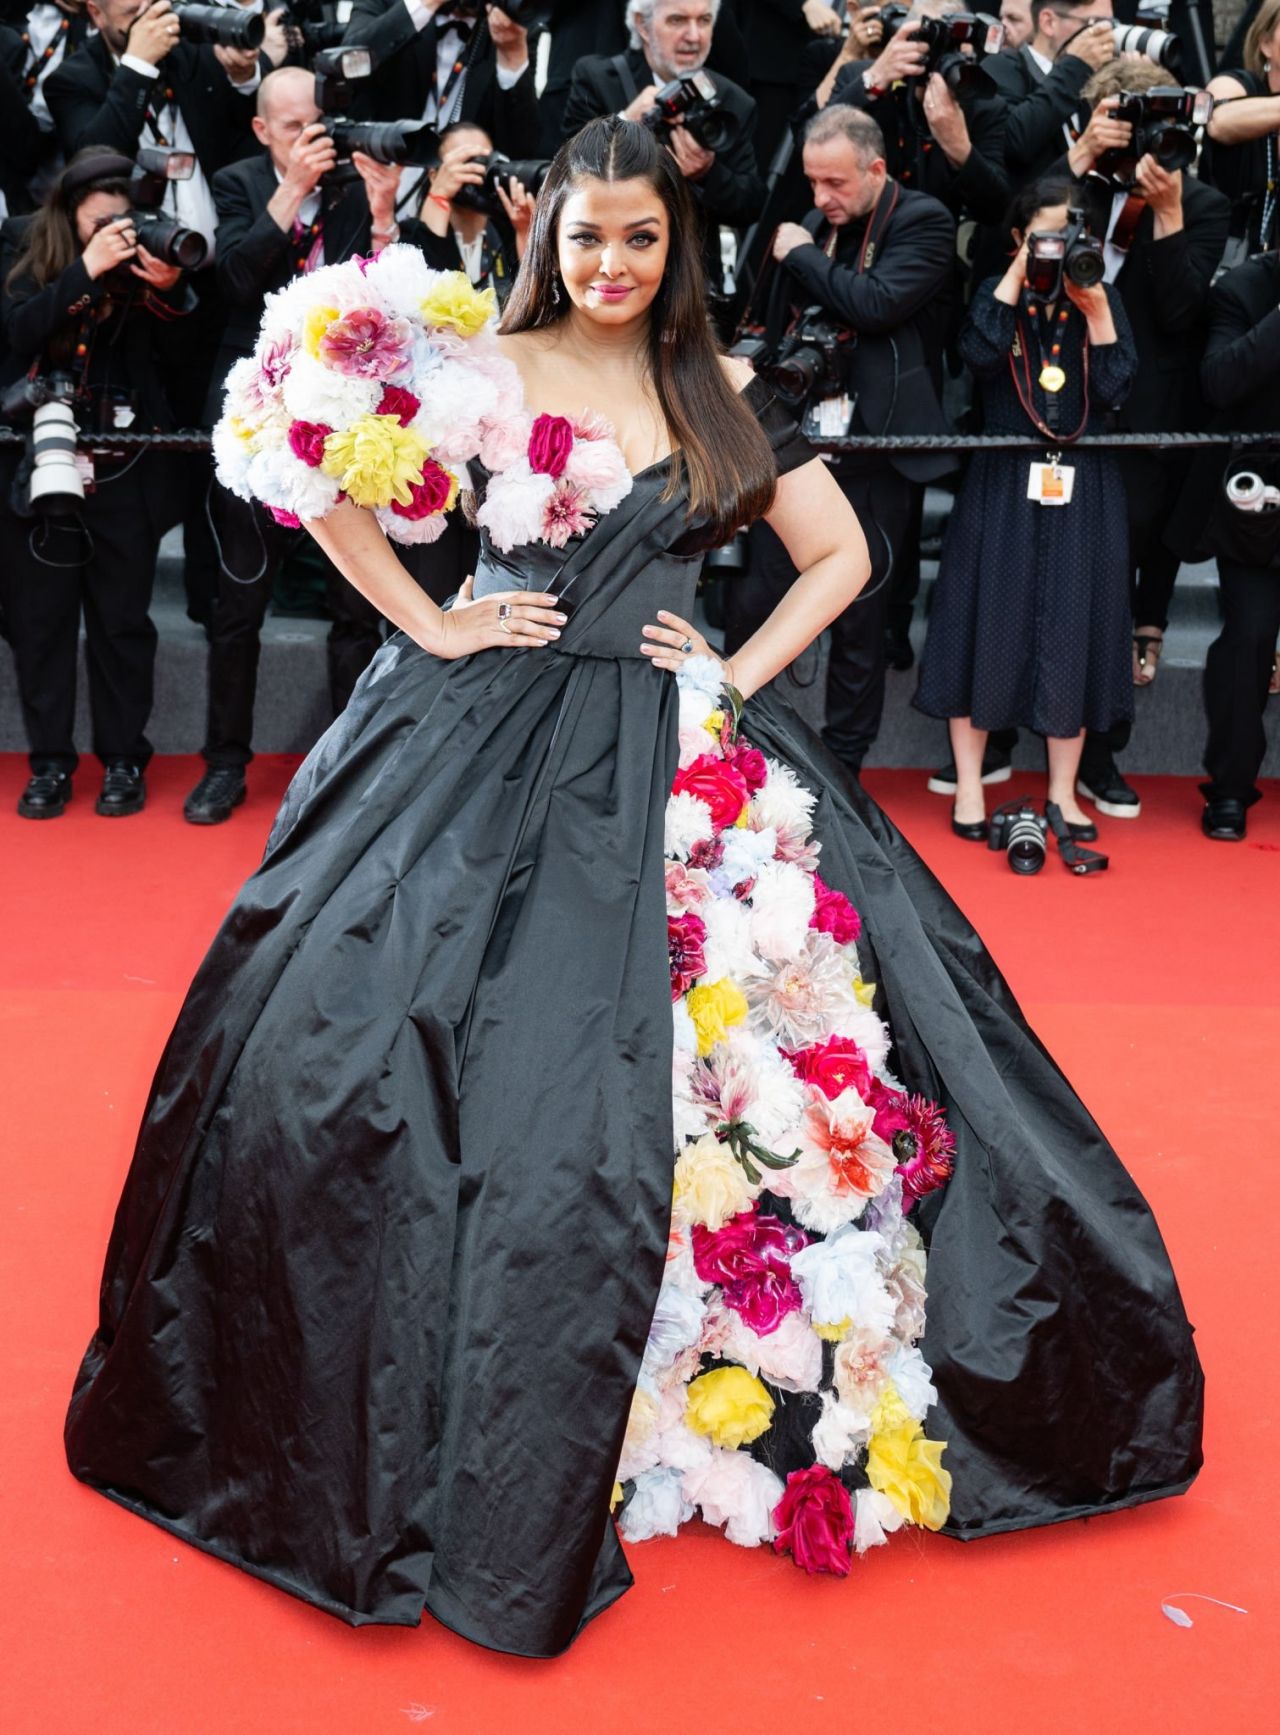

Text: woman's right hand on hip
xmin=435 ymin=582 xmax=566 ymax=657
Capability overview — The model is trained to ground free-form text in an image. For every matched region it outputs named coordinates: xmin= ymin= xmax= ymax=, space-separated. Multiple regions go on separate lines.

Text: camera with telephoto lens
xmin=313 ymin=47 xmax=439 ymax=166
xmin=988 ymin=798 xmax=1048 ymax=875
xmin=644 ymin=70 xmax=740 ymax=153
xmin=1099 ymin=87 xmax=1214 ymax=178
xmin=450 ymin=151 xmax=553 ymax=215
xmin=877 ymin=4 xmax=1004 ymax=96
xmin=762 ymin=309 xmax=851 ymax=410
xmin=1111 ymin=21 xmax=1181 ymax=71
xmin=90 ymin=146 xmax=209 ymax=292
xmin=1 ymin=372 xmax=85 ymax=514
xmin=1025 ymin=206 xmax=1104 ymax=301
xmin=174 ymin=0 xmax=265 ymax=51
xmin=1227 ymin=470 xmax=1280 ymax=513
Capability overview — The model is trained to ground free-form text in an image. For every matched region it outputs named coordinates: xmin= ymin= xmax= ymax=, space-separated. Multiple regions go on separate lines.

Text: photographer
xmin=914 ymin=178 xmax=1137 ymax=846
xmin=0 ymin=148 xmax=194 ymax=819
xmin=417 ymin=118 xmax=532 ymax=290
xmin=1172 ymin=248 xmax=1280 ymax=840
xmin=998 ymin=0 xmax=1033 ymax=51
xmin=185 ymin=63 xmax=434 ymax=825
xmin=730 ymin=104 xmax=955 ymax=774
xmin=985 ymin=0 xmax=1115 ymax=187
xmin=341 ymin=2 xmax=543 ymax=175
xmin=561 ymin=1 xmax=765 ymax=298
xmin=1058 ymin=59 xmax=1228 ymax=816
xmin=1 ymin=3 xmax=96 ymax=206
xmin=1201 ymin=0 xmax=1280 ymax=260
xmin=811 ymin=0 xmax=1012 ymax=225
xmin=0 ymin=22 xmax=45 ymax=218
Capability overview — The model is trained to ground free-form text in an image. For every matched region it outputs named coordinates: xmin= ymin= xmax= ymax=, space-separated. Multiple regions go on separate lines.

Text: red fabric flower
xmin=528 ymin=412 xmax=575 ymax=479
xmin=268 ymin=505 xmax=302 ymax=528
xmin=810 ymin=872 xmax=862 ymax=944
xmin=286 ymin=420 xmax=332 ymax=468
xmin=672 ymin=753 xmax=750 ymax=832
xmin=772 ymin=1465 xmax=855 ymax=1575
xmin=866 ymin=1080 xmax=955 ymax=1208
xmin=669 ymin=912 xmax=708 ymax=1001
xmin=729 ymin=742 xmax=768 ymax=794
xmin=692 ymin=1208 xmax=810 ymax=1336
xmin=390 ymin=457 xmax=455 ymax=521
xmin=376 ymin=384 xmax=421 ymax=426
xmin=785 ymin=1034 xmax=872 ymax=1102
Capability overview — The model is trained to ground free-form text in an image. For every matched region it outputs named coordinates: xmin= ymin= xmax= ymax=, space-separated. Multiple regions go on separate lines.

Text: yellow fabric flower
xmin=685 ymin=978 xmax=748 ymax=1057
xmin=420 ymin=272 xmax=497 ymax=337
xmin=320 ymin=414 xmax=430 ymax=509
xmin=686 ymin=1367 xmax=774 ymax=1450
xmin=672 ymin=1133 xmax=756 ymax=1230
xmin=610 ymin=1480 xmax=623 ymax=1511
xmin=702 ymin=709 xmax=725 ymax=737
xmin=302 ymin=303 xmax=340 ymax=358
xmin=813 ymin=1316 xmax=851 ymax=1342
xmin=853 ymin=974 xmax=877 ymax=1009
xmin=866 ymin=1384 xmax=952 ymax=1531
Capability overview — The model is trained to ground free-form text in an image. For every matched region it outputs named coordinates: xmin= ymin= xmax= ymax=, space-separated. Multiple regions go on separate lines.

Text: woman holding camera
xmin=914 ymin=178 xmax=1137 ymax=858
xmin=0 ymin=147 xmax=191 ymax=820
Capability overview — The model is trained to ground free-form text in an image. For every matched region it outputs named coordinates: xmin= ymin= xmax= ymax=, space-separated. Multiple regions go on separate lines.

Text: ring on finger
xmin=497 ymin=602 xmax=513 ymax=621
xmin=680 ymin=637 xmax=694 ymax=655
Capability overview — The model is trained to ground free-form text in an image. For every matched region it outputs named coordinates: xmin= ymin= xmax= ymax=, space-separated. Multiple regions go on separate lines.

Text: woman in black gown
xmin=63 ymin=121 xmax=1203 ymax=1658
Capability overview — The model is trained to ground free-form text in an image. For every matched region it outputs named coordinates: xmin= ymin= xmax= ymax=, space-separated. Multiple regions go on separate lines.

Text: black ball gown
xmin=64 ymin=372 xmax=1203 ymax=1658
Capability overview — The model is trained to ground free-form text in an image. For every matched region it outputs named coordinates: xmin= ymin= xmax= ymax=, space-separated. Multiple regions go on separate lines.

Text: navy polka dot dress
xmin=914 ymin=280 xmax=1138 ymax=738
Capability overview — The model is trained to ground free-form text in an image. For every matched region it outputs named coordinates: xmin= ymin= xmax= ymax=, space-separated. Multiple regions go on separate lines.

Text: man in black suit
xmin=0 ymin=24 xmax=44 ymax=219
xmin=341 ymin=0 xmax=543 ymax=200
xmin=561 ymin=0 xmax=764 ymax=300
xmin=736 ymin=0 xmax=842 ymax=169
xmin=184 ymin=65 xmax=431 ymax=825
xmin=1056 ymin=60 xmax=1230 ymax=820
xmin=729 ymin=103 xmax=956 ymax=774
xmin=986 ymin=0 xmax=1115 ymax=187
xmin=0 ymin=2 xmax=96 ymax=210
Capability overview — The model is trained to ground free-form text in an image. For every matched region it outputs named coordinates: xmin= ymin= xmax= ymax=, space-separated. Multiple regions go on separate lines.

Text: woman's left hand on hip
xmin=640 ymin=610 xmax=729 ymax=676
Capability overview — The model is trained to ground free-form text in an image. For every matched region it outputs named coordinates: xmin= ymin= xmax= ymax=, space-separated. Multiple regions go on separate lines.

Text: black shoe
xmin=928 ymin=751 xmax=1013 ymax=796
xmin=884 ymin=627 xmax=915 ymax=672
xmin=1077 ymin=755 xmax=1140 ymax=819
xmin=1065 ymin=818 xmax=1098 ymax=843
xmin=184 ymin=766 xmax=247 ymax=826
xmin=17 ymin=769 xmax=72 ymax=819
xmin=96 ymin=761 xmax=146 ymax=817
xmin=1201 ymin=797 xmax=1246 ymax=842
xmin=951 ymin=807 xmax=988 ymax=842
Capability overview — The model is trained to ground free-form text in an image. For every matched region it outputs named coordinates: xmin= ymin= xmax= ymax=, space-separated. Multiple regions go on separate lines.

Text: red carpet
xmin=2 ymin=754 xmax=1274 ymax=1735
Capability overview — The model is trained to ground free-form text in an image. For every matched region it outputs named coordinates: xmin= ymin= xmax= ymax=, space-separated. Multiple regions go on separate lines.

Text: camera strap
xmin=611 ymin=53 xmax=640 ymax=107
xmin=1010 ymin=301 xmax=1090 ymax=444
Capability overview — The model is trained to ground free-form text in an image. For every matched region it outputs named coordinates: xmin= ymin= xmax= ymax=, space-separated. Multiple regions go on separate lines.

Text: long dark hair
xmin=5 ymin=148 xmax=132 ymax=294
xmin=500 ymin=118 xmax=777 ymax=541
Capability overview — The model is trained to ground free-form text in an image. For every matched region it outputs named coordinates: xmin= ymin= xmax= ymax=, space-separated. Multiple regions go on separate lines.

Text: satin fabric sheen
xmin=64 ymin=378 xmax=1203 ymax=1657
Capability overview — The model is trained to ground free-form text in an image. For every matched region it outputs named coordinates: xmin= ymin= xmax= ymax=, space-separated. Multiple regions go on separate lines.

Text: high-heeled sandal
xmin=1045 ymin=802 xmax=1109 ymax=874
xmin=1133 ymin=630 xmax=1164 ymax=686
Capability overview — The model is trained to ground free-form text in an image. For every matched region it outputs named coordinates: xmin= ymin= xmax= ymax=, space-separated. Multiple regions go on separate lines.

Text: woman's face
xmin=555 ymin=176 xmax=670 ymax=326
xmin=75 ymin=189 xmax=130 ymax=248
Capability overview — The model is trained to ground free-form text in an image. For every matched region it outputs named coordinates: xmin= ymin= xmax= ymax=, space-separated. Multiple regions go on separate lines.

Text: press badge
xmin=1027 ymin=461 xmax=1075 ymax=505
xmin=802 ymin=393 xmax=856 ymax=441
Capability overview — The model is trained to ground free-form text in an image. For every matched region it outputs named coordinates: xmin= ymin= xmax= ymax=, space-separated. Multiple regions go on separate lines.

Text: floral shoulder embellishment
xmin=476 ymin=407 xmax=634 ymax=553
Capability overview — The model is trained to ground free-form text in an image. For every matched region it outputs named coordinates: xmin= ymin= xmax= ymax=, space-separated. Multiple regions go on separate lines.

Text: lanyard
xmin=22 ymin=16 xmax=68 ymax=89
xmin=1010 ymin=303 xmax=1091 ymax=443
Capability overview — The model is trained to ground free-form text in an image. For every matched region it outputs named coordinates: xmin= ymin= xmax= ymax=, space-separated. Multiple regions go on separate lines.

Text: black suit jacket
xmin=767 ymin=184 xmax=957 ymax=481
xmin=0 ymin=24 xmax=43 ymax=217
xmin=341 ymin=0 xmax=543 ymax=157
xmin=44 ymin=34 xmax=259 ymax=174
xmin=561 ymin=48 xmax=764 ymax=230
xmin=985 ymin=45 xmax=1093 ymax=184
xmin=821 ymin=60 xmax=1011 ymax=225
xmin=737 ymin=0 xmax=813 ymax=89
xmin=205 ymin=151 xmax=432 ymax=411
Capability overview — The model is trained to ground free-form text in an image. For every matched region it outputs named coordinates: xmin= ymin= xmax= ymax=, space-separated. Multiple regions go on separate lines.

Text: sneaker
xmin=1077 ymin=755 xmax=1140 ymax=819
xmin=184 ymin=767 xmax=247 ymax=826
xmin=17 ymin=769 xmax=72 ymax=819
xmin=96 ymin=762 xmax=146 ymax=817
xmin=927 ymin=751 xmax=1013 ymax=796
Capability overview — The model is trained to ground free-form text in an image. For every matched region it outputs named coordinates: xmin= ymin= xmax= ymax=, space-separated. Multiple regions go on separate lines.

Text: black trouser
xmin=1202 ymin=556 xmax=1280 ymax=806
xmin=163 ymin=268 xmax=225 ymax=625
xmin=725 ymin=460 xmax=911 ymax=771
xmin=203 ymin=483 xmax=387 ymax=768
xmin=2 ymin=458 xmax=160 ymax=775
xmin=1123 ymin=450 xmax=1185 ymax=633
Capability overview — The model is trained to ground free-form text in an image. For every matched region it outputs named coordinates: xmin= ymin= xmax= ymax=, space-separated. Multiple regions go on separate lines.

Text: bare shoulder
xmin=717 ymin=352 xmax=757 ymax=395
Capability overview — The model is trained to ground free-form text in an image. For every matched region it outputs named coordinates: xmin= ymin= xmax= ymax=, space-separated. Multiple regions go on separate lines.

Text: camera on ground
xmin=878 ymin=5 xmax=1005 ymax=96
xmin=988 ymin=800 xmax=1047 ymax=875
xmin=174 ymin=1 xmax=265 ymax=51
xmin=1025 ymin=206 xmax=1104 ymax=301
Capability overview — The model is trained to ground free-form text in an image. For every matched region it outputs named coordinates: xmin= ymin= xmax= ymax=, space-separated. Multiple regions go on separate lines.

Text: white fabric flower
xmin=412 ymin=359 xmax=500 ymax=459
xmin=246 ymin=446 xmax=340 ymax=521
xmin=672 ymin=997 xmax=698 ymax=1055
xmin=677 ymin=653 xmax=728 ymax=703
xmin=642 ymin=1283 xmax=707 ymax=1380
xmin=811 ymin=1388 xmax=872 ymax=1471
xmin=281 ymin=354 xmax=380 ymax=427
xmin=854 ymin=1487 xmax=906 ymax=1553
xmin=707 ymin=1028 xmax=804 ymax=1149
xmin=664 ymin=790 xmax=714 ymax=862
xmin=682 ymin=1448 xmax=785 ymax=1548
xmin=618 ymin=1466 xmax=694 ymax=1541
xmin=700 ymin=895 xmax=758 ymax=984
xmin=748 ymin=860 xmax=817 ymax=963
xmin=790 ymin=1223 xmax=894 ymax=1335
xmin=719 ymin=825 xmax=777 ymax=889
xmin=373 ymin=504 xmax=449 ymax=547
xmin=885 ymin=1343 xmax=938 ymax=1421
xmin=475 ymin=461 xmax=556 ymax=553
xmin=750 ymin=758 xmax=816 ymax=836
xmin=720 ymin=1308 xmax=823 ymax=1393
xmin=361 ymin=241 xmax=441 ymax=310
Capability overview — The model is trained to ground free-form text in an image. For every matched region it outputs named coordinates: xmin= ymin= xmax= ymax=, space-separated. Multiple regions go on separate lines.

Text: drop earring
xmin=552 ymin=277 xmax=562 ymax=306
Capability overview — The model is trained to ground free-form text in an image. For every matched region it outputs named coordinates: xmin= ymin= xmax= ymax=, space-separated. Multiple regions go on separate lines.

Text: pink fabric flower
xmin=317 ymin=307 xmax=413 ymax=379
xmin=260 ymin=334 xmax=294 ymax=389
xmin=377 ymin=384 xmax=421 ymax=426
xmin=571 ymin=407 xmax=615 ymax=442
xmin=390 ymin=457 xmax=455 ymax=521
xmin=540 ymin=479 xmax=594 ymax=547
xmin=772 ymin=1465 xmax=855 ymax=1575
xmin=562 ymin=432 xmax=630 ymax=499
xmin=287 ymin=420 xmax=332 ymax=468
xmin=478 ymin=409 xmax=535 ymax=473
xmin=729 ymin=743 xmax=768 ymax=794
xmin=528 ymin=412 xmax=575 ymax=478
xmin=669 ymin=912 xmax=708 ymax=1000
xmin=268 ymin=505 xmax=301 ymax=528
xmin=810 ymin=872 xmax=862 ymax=944
xmin=672 ymin=754 xmax=751 ymax=832
xmin=692 ymin=1208 xmax=810 ymax=1336
xmin=786 ymin=1035 xmax=872 ymax=1102
xmin=865 ymin=1081 xmax=955 ymax=1208
xmin=665 ymin=859 xmax=709 ymax=913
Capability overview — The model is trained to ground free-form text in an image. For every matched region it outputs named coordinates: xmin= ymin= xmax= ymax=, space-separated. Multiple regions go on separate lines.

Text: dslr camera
xmin=1025 ymin=206 xmax=1104 ymax=301
xmin=1110 ymin=21 xmax=1181 ymax=72
xmin=1099 ymin=87 xmax=1214 ymax=178
xmin=877 ymin=4 xmax=1004 ymax=95
xmin=174 ymin=0 xmax=264 ymax=51
xmin=643 ymin=69 xmax=740 ymax=153
xmin=123 ymin=144 xmax=209 ymax=272
xmin=313 ymin=46 xmax=439 ymax=166
xmin=1 ymin=372 xmax=86 ymax=515
xmin=987 ymin=799 xmax=1048 ymax=875
xmin=450 ymin=151 xmax=553 ymax=216
xmin=731 ymin=307 xmax=851 ymax=411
